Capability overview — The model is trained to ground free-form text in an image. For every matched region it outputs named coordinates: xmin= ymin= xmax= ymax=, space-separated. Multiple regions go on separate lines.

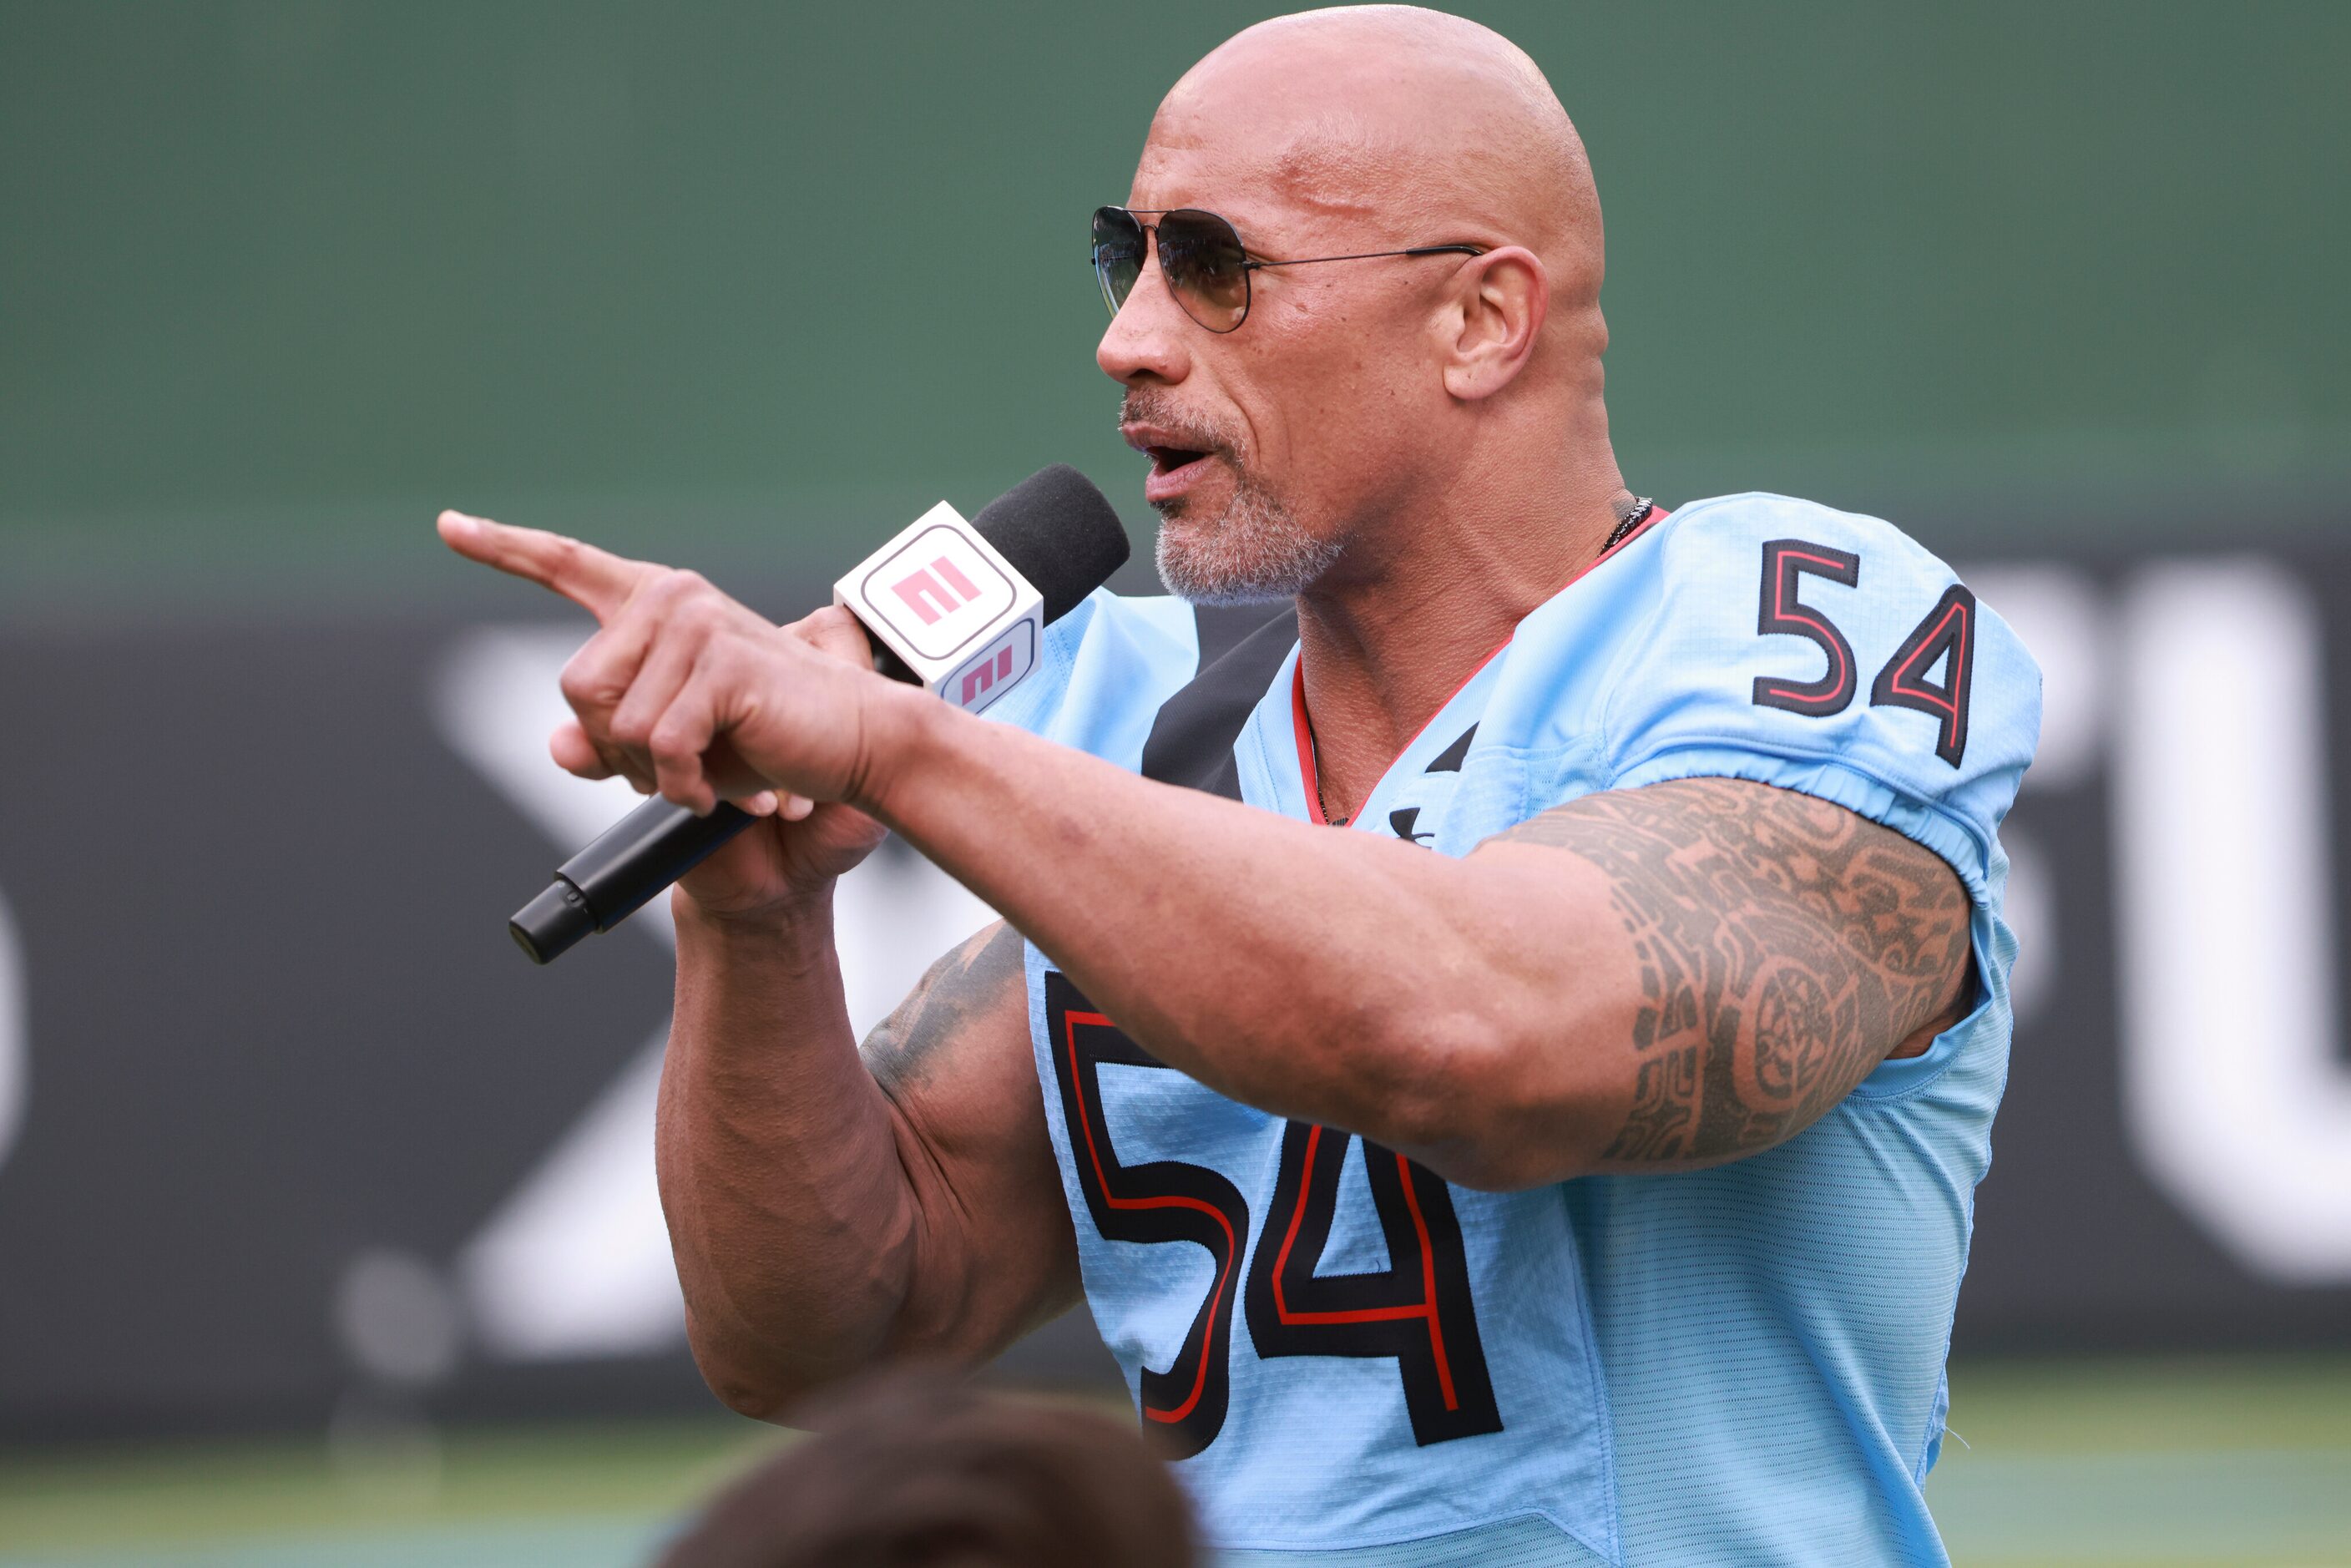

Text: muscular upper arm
xmin=858 ymin=919 xmax=1082 ymax=1358
xmin=1474 ymin=776 xmax=1974 ymax=1172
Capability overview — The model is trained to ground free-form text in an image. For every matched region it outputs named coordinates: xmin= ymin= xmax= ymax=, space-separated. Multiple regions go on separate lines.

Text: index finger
xmin=437 ymin=510 xmax=653 ymax=622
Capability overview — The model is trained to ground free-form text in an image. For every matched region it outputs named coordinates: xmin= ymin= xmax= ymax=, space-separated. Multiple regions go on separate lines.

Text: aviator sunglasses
xmin=1092 ymin=205 xmax=1484 ymax=334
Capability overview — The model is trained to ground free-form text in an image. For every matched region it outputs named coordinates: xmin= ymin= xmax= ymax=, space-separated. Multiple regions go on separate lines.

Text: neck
xmin=1290 ymin=445 xmax=1629 ymax=824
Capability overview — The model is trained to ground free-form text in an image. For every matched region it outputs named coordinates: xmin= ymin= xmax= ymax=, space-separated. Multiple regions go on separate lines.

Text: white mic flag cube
xmin=833 ymin=502 xmax=1046 ymax=715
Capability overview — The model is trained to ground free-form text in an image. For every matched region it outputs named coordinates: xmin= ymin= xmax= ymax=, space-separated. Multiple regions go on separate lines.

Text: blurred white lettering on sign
xmin=2115 ymin=562 xmax=2351 ymax=1282
xmin=1964 ymin=566 xmax=2106 ymax=793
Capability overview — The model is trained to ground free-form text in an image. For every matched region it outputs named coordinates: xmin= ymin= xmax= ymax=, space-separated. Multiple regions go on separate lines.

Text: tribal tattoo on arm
xmin=860 ymin=919 xmax=1029 ymax=1102
xmin=1491 ymin=778 xmax=1975 ymax=1165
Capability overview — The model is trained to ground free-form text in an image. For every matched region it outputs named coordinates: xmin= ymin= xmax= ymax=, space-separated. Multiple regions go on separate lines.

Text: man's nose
xmin=1096 ymin=251 xmax=1194 ymax=386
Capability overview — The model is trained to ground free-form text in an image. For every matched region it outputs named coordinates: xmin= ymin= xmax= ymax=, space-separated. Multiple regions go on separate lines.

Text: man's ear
xmin=1439 ymin=247 xmax=1547 ymax=402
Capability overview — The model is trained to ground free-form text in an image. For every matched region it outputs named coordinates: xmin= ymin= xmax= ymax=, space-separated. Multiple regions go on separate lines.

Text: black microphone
xmin=508 ymin=465 xmax=1130 ymax=964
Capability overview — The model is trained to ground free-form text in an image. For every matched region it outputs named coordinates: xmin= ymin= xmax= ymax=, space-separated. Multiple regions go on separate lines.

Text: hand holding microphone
xmin=437 ymin=467 xmax=1129 ymax=962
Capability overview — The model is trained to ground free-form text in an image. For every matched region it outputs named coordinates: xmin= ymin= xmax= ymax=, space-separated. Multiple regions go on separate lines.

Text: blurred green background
xmin=5 ymin=0 xmax=2345 ymax=618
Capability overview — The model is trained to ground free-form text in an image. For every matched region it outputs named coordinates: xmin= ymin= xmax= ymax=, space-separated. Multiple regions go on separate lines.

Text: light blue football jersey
xmin=984 ymin=493 xmax=2040 ymax=1566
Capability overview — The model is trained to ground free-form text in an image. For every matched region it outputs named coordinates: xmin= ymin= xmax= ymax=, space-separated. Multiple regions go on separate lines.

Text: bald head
xmin=1147 ymin=7 xmax=1603 ymax=310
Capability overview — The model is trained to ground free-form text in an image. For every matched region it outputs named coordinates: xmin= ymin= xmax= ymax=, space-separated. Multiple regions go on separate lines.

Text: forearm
xmin=863 ymin=698 xmax=1625 ymax=1177
xmin=657 ymin=893 xmax=921 ymax=1414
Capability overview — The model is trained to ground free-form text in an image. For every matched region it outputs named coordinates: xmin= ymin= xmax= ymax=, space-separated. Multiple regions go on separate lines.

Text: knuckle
xmin=800 ymin=604 xmax=854 ymax=640
xmin=800 ymin=605 xmax=869 ymax=660
xmin=558 ymin=658 xmax=608 ymax=708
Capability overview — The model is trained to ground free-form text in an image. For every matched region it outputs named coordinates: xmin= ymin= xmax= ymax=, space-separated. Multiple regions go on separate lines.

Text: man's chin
xmin=1155 ymin=525 xmax=1332 ymax=607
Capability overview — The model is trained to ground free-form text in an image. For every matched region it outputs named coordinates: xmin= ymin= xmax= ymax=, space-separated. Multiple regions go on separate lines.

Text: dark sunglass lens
xmin=1092 ymin=208 xmax=1145 ymax=316
xmin=1155 ymin=210 xmax=1250 ymax=331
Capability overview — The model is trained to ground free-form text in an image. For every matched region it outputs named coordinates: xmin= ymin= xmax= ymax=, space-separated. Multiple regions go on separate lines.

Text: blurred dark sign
xmin=3 ymin=549 xmax=2348 ymax=1440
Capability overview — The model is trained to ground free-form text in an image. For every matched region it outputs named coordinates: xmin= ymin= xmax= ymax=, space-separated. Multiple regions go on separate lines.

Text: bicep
xmin=859 ymin=920 xmax=1082 ymax=1357
xmin=1472 ymin=776 xmax=1974 ymax=1172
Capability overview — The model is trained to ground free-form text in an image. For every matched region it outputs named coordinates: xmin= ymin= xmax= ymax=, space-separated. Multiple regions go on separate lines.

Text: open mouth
xmin=1148 ymin=445 xmax=1213 ymax=478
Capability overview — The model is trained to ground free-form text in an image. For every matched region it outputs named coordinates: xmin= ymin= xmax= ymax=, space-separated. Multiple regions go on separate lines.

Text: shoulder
xmin=1588 ymin=493 xmax=2042 ymax=897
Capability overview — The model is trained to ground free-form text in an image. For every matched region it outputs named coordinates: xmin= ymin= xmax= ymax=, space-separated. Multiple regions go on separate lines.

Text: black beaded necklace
xmin=1602 ymin=494 xmax=1656 ymax=554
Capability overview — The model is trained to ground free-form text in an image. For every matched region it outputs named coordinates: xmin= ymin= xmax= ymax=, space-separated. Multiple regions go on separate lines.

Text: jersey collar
xmin=1276 ymin=506 xmax=1673 ymax=831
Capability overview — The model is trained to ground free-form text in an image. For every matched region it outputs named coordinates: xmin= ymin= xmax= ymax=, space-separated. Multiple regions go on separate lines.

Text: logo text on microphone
xmin=852 ymin=521 xmax=1019 ymax=662
xmin=943 ymin=620 xmax=1037 ymax=716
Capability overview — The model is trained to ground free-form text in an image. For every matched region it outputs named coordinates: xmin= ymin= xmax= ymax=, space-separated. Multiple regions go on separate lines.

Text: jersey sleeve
xmin=1596 ymin=493 xmax=2041 ymax=908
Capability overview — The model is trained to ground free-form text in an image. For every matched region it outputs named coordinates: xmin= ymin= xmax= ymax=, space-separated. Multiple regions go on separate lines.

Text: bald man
xmin=443 ymin=8 xmax=2039 ymax=1565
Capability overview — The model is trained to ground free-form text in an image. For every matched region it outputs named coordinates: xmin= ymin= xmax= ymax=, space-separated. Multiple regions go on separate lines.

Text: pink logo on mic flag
xmin=891 ymin=557 xmax=986 ymax=625
xmin=852 ymin=519 xmax=1021 ymax=662
xmin=942 ymin=620 xmax=1036 ymax=716
xmin=959 ymin=645 xmax=1016 ymax=704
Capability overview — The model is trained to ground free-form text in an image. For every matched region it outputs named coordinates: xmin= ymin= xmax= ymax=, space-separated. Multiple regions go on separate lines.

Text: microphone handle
xmin=509 ymin=801 xmax=754 ymax=964
xmin=508 ymin=635 xmax=918 ymax=964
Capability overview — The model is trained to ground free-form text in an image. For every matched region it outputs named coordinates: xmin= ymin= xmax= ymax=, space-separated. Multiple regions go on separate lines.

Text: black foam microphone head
xmin=968 ymin=464 xmax=1131 ymax=625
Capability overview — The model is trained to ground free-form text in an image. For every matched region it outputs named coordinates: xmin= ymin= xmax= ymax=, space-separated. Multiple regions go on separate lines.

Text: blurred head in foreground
xmin=656 ymin=1367 xmax=1197 ymax=1568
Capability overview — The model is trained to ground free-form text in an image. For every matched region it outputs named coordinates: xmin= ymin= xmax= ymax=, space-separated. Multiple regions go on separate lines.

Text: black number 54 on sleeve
xmin=1869 ymin=584 xmax=1977 ymax=766
xmin=1752 ymin=540 xmax=1979 ymax=767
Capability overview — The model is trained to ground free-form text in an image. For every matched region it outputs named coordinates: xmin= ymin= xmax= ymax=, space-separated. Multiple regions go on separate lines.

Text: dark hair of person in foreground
xmin=656 ymin=1366 xmax=1198 ymax=1568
